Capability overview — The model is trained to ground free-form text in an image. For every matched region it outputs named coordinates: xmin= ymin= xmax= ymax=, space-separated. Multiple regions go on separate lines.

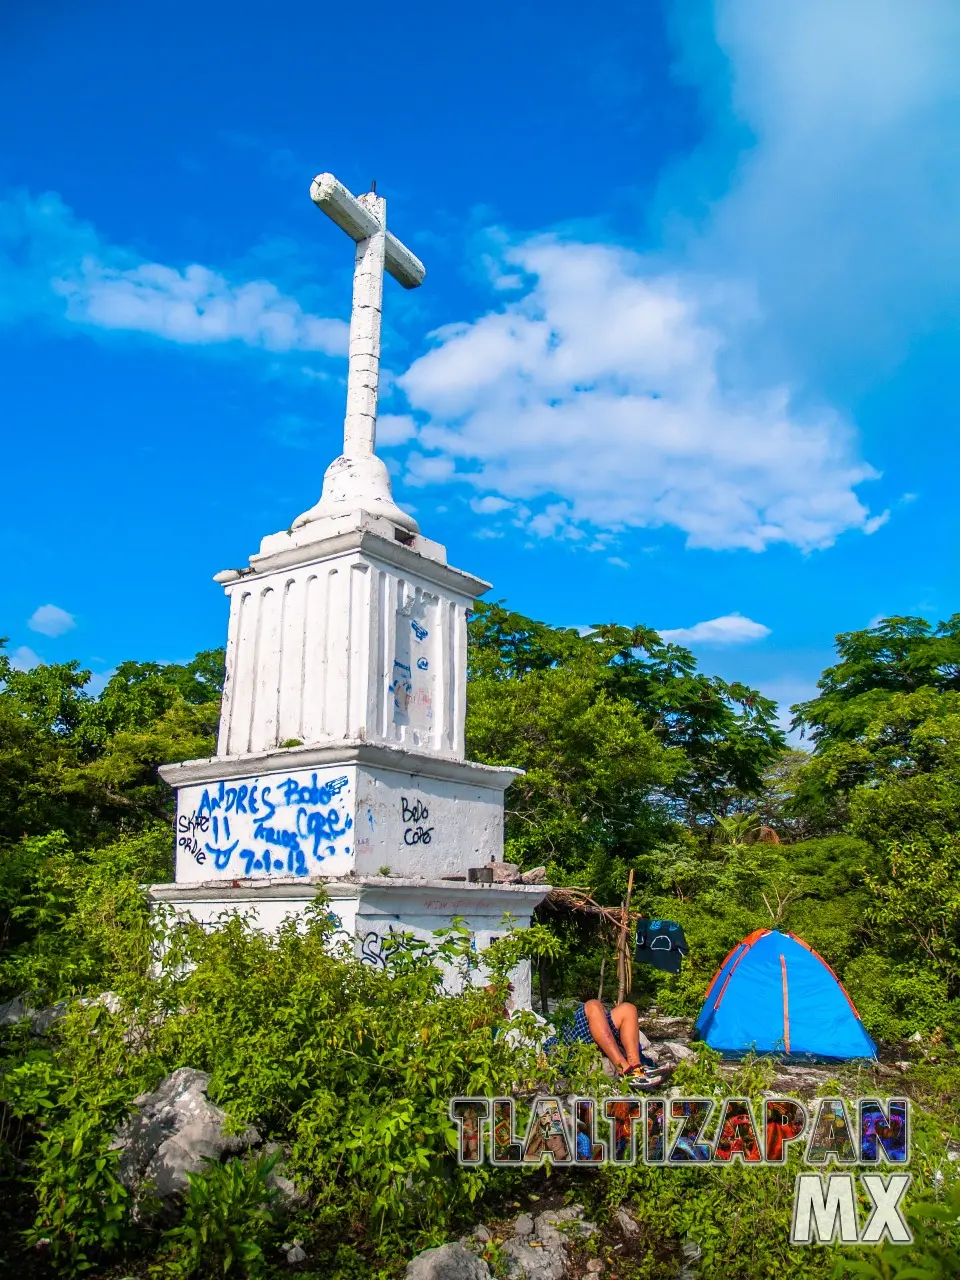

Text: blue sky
xmin=2 ymin=0 xmax=959 ymax=731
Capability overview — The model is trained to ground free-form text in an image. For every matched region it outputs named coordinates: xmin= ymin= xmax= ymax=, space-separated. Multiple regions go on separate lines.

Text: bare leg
xmin=582 ymin=999 xmax=629 ymax=1071
xmin=610 ymin=1002 xmax=643 ymax=1068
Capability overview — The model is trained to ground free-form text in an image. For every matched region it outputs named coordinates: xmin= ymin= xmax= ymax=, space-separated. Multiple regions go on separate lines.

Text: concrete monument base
xmin=147 ymin=876 xmax=547 ymax=1002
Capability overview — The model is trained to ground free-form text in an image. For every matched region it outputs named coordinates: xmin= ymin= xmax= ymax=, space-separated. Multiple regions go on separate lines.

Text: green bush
xmin=161 ymin=1150 xmax=283 ymax=1277
xmin=0 ymin=902 xmax=588 ymax=1275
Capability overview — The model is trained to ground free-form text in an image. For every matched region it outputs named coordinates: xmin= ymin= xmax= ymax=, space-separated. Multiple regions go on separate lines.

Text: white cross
xmin=310 ymin=173 xmax=425 ymax=460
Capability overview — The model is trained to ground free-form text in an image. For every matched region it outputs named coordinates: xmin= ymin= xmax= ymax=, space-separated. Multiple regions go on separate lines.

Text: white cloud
xmin=666 ymin=1 xmax=960 ymax=391
xmin=862 ymin=510 xmax=890 ymax=535
xmin=377 ymin=414 xmax=418 ymax=446
xmin=9 ymin=645 xmax=42 ymax=671
xmin=53 ymin=258 xmax=346 ymax=354
xmin=28 ymin=603 xmax=76 ymax=637
xmin=658 ymin=613 xmax=771 ymax=645
xmin=0 ymin=190 xmax=347 ymax=356
xmin=398 ymin=239 xmax=879 ymax=551
xmin=607 ymin=556 xmax=630 ymax=569
xmin=393 ymin=2 xmax=960 ymax=556
xmin=470 ymin=495 xmax=514 ymax=514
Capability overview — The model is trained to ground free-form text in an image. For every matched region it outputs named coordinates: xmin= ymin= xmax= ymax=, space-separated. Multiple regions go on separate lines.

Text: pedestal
xmin=151 ymin=511 xmax=551 ymax=1002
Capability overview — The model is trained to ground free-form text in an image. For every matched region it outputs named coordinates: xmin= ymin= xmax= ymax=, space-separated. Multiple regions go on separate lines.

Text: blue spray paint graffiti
xmin=180 ymin=771 xmax=354 ymax=878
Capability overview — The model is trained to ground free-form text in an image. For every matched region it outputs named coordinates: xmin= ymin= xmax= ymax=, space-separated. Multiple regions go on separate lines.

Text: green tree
xmin=467 ymin=604 xmax=785 ymax=837
xmin=791 ymin=613 xmax=960 ymax=747
xmin=0 ymin=644 xmax=222 ymax=845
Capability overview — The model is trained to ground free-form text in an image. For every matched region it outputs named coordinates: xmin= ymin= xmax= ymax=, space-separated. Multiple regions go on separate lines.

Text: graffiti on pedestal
xmin=390 ymin=595 xmax=436 ymax=732
xmin=175 ymin=768 xmax=354 ymax=879
xmin=401 ymin=796 xmax=434 ymax=846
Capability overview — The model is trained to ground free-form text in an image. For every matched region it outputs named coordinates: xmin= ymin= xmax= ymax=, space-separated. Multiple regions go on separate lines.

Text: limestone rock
xmin=502 ymin=1205 xmax=594 ymax=1279
xmin=0 ymin=991 xmax=125 ymax=1037
xmin=536 ymin=1206 xmax=597 ymax=1243
xmin=0 ymin=995 xmax=69 ymax=1034
xmin=406 ymin=1242 xmax=491 ymax=1279
xmin=29 ymin=1000 xmax=71 ymax=1034
xmin=638 ymin=1016 xmax=694 ymax=1040
xmin=502 ymin=1237 xmax=567 ymax=1280
xmin=0 ymin=995 xmax=28 ymax=1026
xmin=263 ymin=1142 xmax=308 ymax=1209
xmin=660 ymin=1040 xmax=696 ymax=1062
xmin=111 ymin=1067 xmax=261 ymax=1220
xmin=473 ymin=1225 xmax=492 ymax=1243
xmin=520 ymin=867 xmax=547 ymax=884
xmin=514 ymin=1213 xmax=535 ymax=1236
xmin=489 ymin=861 xmax=521 ymax=883
xmin=616 ymin=1207 xmax=639 ymax=1237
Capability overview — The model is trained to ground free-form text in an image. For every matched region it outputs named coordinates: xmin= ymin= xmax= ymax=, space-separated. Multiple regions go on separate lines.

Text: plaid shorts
xmin=543 ymin=1003 xmax=657 ymax=1068
xmin=543 ymin=1003 xmax=624 ymax=1054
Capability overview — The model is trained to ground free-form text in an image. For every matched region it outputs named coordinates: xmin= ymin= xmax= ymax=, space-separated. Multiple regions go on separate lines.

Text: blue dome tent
xmin=694 ymin=929 xmax=877 ymax=1061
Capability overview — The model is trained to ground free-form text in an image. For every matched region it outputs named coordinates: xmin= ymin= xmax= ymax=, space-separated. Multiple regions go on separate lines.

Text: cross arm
xmin=309 ymin=173 xmax=426 ymax=289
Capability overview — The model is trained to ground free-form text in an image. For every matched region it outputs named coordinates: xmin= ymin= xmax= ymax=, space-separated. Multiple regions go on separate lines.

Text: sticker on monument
xmin=391 ymin=594 xmax=436 ymax=733
xmin=390 ymin=659 xmax=413 ymax=715
xmin=174 ymin=767 xmax=354 ymax=881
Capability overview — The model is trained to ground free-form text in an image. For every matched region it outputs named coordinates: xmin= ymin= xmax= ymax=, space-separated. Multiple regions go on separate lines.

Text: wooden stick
xmin=597 ymin=955 xmax=606 ymax=1002
xmin=617 ymin=869 xmax=635 ymax=1005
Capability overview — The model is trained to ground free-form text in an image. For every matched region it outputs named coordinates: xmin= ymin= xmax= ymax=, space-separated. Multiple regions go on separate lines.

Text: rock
xmin=502 ymin=1238 xmax=567 ymax=1280
xmin=489 ymin=861 xmax=521 ymax=883
xmin=474 ymin=1225 xmax=492 ymax=1243
xmin=0 ymin=991 xmax=124 ymax=1037
xmin=0 ymin=995 xmax=28 ymax=1026
xmin=520 ymin=867 xmax=547 ymax=884
xmin=638 ymin=1016 xmax=694 ymax=1040
xmin=660 ymin=1040 xmax=696 ymax=1062
xmin=111 ymin=1067 xmax=261 ymax=1221
xmin=514 ymin=1214 xmax=535 ymax=1236
xmin=286 ymin=1242 xmax=307 ymax=1264
xmin=585 ymin=1261 xmax=603 ymax=1275
xmin=29 ymin=1001 xmax=71 ymax=1034
xmin=615 ymin=1207 xmax=639 ymax=1237
xmin=502 ymin=1206 xmax=596 ymax=1278
xmin=537 ymin=1208 xmax=597 ymax=1243
xmin=263 ymin=1142 xmax=308 ymax=1209
xmin=0 ymin=995 xmax=69 ymax=1034
xmin=406 ymin=1242 xmax=492 ymax=1279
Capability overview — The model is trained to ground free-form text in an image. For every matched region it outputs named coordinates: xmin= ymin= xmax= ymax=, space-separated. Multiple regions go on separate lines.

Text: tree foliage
xmin=0 ymin=644 xmax=222 ymax=844
xmin=791 ymin=613 xmax=960 ymax=746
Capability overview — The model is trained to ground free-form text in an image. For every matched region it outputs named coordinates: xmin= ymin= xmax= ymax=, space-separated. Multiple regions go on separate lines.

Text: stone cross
xmin=309 ymin=173 xmax=425 ymax=460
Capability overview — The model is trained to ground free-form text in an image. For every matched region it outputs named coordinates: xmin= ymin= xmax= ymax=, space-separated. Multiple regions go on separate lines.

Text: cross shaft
xmin=310 ymin=174 xmax=425 ymax=459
